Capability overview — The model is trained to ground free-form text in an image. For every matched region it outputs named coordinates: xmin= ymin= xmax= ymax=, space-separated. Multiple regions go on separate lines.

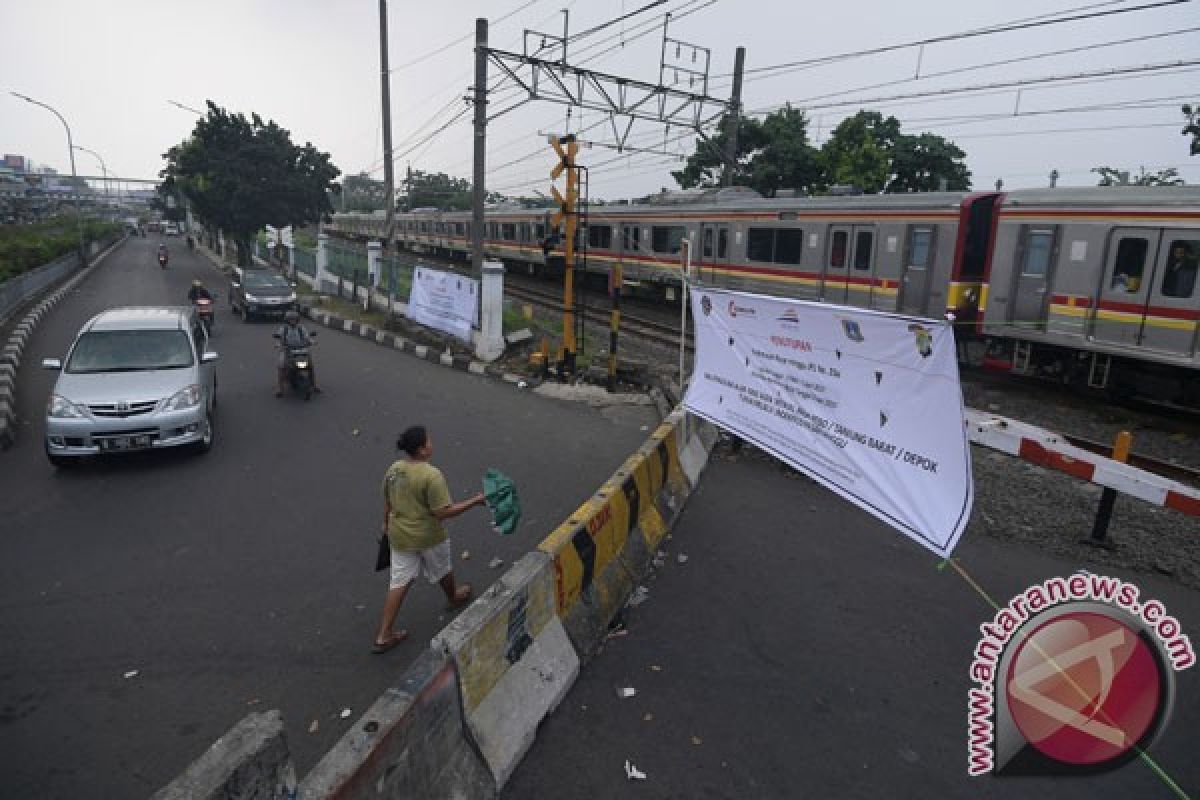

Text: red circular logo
xmin=1005 ymin=611 xmax=1163 ymax=766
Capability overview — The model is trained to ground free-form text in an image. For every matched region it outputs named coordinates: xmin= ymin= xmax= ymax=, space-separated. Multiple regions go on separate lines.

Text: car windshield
xmin=243 ymin=272 xmax=289 ymax=290
xmin=65 ymin=330 xmax=194 ymax=373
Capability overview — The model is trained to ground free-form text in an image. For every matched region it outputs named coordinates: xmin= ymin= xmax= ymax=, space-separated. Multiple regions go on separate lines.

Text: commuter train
xmin=328 ymin=185 xmax=1200 ymax=408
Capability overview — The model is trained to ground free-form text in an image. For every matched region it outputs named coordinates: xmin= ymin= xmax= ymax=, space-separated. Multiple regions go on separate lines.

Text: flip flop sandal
xmin=370 ymin=630 xmax=408 ymax=654
xmin=445 ymin=586 xmax=473 ymax=611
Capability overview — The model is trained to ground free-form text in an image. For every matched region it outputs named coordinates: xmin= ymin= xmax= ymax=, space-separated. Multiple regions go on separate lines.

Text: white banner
xmin=407 ymin=266 xmax=479 ymax=341
xmin=684 ymin=288 xmax=973 ymax=558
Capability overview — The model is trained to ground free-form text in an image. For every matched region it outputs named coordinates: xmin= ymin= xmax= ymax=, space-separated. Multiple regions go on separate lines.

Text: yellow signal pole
xmin=550 ymin=134 xmax=579 ymax=375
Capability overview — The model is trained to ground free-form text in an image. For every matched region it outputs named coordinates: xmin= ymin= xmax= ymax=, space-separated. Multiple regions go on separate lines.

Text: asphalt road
xmin=503 ymin=450 xmax=1200 ymax=800
xmin=0 ymin=235 xmax=659 ymax=799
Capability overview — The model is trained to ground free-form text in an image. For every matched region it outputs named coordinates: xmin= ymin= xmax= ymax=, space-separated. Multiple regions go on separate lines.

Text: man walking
xmin=373 ymin=425 xmax=486 ymax=653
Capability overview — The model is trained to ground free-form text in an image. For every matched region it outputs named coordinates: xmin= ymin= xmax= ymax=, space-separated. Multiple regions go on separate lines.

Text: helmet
xmin=285 ymin=310 xmax=300 ymax=324
xmin=192 ymin=279 xmax=203 ymax=287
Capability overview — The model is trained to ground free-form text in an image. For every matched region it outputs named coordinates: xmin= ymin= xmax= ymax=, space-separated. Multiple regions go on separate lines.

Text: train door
xmin=824 ymin=227 xmax=851 ymax=303
xmin=899 ymin=226 xmax=934 ymax=316
xmin=1140 ymin=230 xmax=1198 ymax=355
xmin=1010 ymin=226 xmax=1057 ymax=331
xmin=1090 ymin=229 xmax=1161 ymax=348
xmin=849 ymin=226 xmax=876 ymax=308
xmin=699 ymin=222 xmax=730 ymax=286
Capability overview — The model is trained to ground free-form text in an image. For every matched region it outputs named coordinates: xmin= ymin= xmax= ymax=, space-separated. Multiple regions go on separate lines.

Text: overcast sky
xmin=4 ymin=0 xmax=1197 ymax=201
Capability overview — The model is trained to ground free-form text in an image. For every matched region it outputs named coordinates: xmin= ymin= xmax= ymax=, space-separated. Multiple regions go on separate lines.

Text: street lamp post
xmin=73 ymin=145 xmax=109 ymax=208
xmin=11 ymin=91 xmax=87 ymax=266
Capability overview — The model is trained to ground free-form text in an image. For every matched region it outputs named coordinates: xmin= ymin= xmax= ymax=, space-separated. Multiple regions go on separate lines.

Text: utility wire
xmin=566 ymin=0 xmax=667 ymax=43
xmin=389 ymin=0 xmax=542 ymax=73
xmin=722 ymin=0 xmax=1189 ymax=80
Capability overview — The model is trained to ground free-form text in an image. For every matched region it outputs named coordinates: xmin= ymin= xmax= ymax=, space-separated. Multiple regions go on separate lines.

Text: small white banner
xmin=407 ymin=265 xmax=479 ymax=341
xmin=684 ymin=288 xmax=973 ymax=558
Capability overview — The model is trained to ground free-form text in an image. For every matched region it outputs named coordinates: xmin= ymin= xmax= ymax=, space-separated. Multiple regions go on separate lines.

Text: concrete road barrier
xmin=432 ymin=551 xmax=578 ymax=790
xmin=538 ymin=408 xmax=714 ymax=659
xmin=300 ymin=649 xmax=493 ymax=799
xmin=150 ymin=710 xmax=296 ymax=800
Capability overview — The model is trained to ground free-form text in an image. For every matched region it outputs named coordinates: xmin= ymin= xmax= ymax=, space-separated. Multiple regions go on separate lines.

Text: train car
xmin=331 ymin=188 xmax=1001 ymax=323
xmin=980 ymin=187 xmax=1200 ymax=406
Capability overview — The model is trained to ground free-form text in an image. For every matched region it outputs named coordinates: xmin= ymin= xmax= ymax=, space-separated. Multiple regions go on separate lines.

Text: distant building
xmin=3 ymin=154 xmax=26 ymax=171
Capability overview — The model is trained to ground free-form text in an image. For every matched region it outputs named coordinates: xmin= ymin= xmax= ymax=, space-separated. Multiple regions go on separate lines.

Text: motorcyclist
xmin=275 ymin=310 xmax=320 ymax=397
xmin=157 ymin=244 xmax=168 ymax=265
xmin=187 ymin=279 xmax=213 ymax=304
xmin=186 ymin=235 xmax=195 ymax=250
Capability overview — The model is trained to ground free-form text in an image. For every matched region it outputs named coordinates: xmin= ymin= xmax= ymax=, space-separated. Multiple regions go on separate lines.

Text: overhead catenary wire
xmin=388 ymin=0 xmax=543 ymax=73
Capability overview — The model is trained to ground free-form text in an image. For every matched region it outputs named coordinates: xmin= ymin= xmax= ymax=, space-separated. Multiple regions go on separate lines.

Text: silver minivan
xmin=42 ymin=307 xmax=218 ymax=466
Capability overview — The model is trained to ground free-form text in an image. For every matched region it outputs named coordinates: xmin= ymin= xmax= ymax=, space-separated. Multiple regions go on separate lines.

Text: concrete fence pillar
xmin=476 ymin=260 xmax=506 ymax=362
xmin=316 ymin=233 xmax=330 ymax=291
xmin=285 ymin=243 xmax=296 ymax=280
xmin=367 ymin=240 xmax=382 ymax=289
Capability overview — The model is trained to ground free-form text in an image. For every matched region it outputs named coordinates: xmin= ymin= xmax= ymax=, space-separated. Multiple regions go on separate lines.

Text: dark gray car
xmin=230 ymin=268 xmax=297 ymax=322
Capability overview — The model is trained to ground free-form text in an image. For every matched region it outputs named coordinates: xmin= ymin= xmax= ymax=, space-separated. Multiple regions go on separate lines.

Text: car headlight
xmin=47 ymin=394 xmax=87 ymax=418
xmin=164 ymin=384 xmax=203 ymax=411
xmin=244 ymin=293 xmax=262 ymax=303
xmin=286 ymin=293 xmax=296 ymax=303
xmin=294 ymin=360 xmax=309 ymax=369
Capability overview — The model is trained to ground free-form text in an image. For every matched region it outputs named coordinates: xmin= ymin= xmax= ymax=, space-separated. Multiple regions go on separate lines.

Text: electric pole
xmin=379 ymin=0 xmax=396 ymax=251
xmin=722 ymin=46 xmax=745 ymax=187
xmin=471 ymin=17 xmax=488 ymax=283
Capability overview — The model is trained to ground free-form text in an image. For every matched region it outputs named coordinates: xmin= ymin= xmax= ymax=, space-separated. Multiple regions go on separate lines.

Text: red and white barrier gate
xmin=964 ymin=409 xmax=1200 ymax=518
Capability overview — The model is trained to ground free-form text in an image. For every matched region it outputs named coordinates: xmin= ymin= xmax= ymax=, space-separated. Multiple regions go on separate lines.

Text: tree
xmin=1092 ymin=166 xmax=1184 ymax=186
xmin=160 ymin=101 xmax=340 ymax=265
xmin=887 ymin=133 xmax=971 ymax=192
xmin=820 ymin=111 xmax=901 ymax=193
xmin=1183 ymin=103 xmax=1200 ymax=156
xmin=672 ymin=106 xmax=821 ymax=196
xmin=339 ymin=172 xmax=387 ymax=212
xmin=671 ymin=112 xmax=766 ymax=189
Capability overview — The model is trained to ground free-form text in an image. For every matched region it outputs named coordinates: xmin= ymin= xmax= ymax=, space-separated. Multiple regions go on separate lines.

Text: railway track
xmin=503 ymin=282 xmax=693 ymax=351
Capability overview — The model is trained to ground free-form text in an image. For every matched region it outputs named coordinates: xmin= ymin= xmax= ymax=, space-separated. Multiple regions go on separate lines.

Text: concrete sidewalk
xmin=503 ymin=448 xmax=1200 ymax=800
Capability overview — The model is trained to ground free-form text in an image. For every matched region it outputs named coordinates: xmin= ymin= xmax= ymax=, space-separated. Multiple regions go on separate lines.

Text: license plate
xmin=100 ymin=435 xmax=150 ymax=451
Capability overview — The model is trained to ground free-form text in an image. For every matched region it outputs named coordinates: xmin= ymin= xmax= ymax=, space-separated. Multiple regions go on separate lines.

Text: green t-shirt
xmin=382 ymin=460 xmax=453 ymax=551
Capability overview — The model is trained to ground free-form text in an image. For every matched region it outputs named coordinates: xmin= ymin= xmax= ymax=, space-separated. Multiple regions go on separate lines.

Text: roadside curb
xmin=298 ymin=303 xmax=534 ymax=390
xmin=0 ymin=238 xmax=126 ymax=450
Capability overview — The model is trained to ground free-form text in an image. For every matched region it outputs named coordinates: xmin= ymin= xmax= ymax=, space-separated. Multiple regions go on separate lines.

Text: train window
xmin=502 ymin=223 xmax=516 ymax=241
xmin=1022 ymin=229 xmax=1055 ymax=277
xmin=908 ymin=229 xmax=932 ymax=269
xmin=1162 ymin=239 xmax=1198 ymax=298
xmin=622 ymin=225 xmax=640 ymax=252
xmin=536 ymin=223 xmax=546 ymax=240
xmin=588 ymin=225 xmax=612 ymax=249
xmin=747 ymin=228 xmax=774 ymax=262
xmin=830 ymin=231 xmax=848 ymax=268
xmin=519 ymin=222 xmax=531 ymax=242
xmin=456 ymin=223 xmax=465 ymax=237
xmin=652 ymin=226 xmax=687 ymax=254
xmin=774 ymin=229 xmax=803 ymax=265
xmin=854 ymin=231 xmax=873 ymax=271
xmin=1111 ymin=238 xmax=1148 ymax=293
xmin=718 ymin=228 xmax=728 ymax=259
xmin=702 ymin=228 xmax=714 ymax=258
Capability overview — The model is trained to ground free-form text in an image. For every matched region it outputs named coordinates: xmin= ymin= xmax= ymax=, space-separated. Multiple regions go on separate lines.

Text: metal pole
xmin=721 ymin=46 xmax=745 ymax=187
xmin=1089 ymin=430 xmax=1132 ymax=546
xmin=680 ymin=239 xmax=691 ymax=389
xmin=471 ymin=17 xmax=488 ymax=286
xmin=379 ymin=0 xmax=396 ymax=247
xmin=12 ymin=92 xmax=86 ymax=266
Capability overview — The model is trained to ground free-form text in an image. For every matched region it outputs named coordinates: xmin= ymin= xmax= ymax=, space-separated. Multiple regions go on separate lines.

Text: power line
xmin=777 ymin=27 xmax=1200 ymax=105
xmin=389 ymin=0 xmax=542 ymax=73
xmin=566 ymin=0 xmax=667 ymax=43
xmin=725 ymin=0 xmax=1189 ymax=80
xmin=752 ymin=59 xmax=1200 ymax=115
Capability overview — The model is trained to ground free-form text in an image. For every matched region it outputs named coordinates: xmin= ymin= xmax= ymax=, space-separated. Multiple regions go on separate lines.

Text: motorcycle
xmin=194 ymin=296 xmax=215 ymax=334
xmin=158 ymin=252 xmax=168 ymax=269
xmin=273 ymin=331 xmax=318 ymax=400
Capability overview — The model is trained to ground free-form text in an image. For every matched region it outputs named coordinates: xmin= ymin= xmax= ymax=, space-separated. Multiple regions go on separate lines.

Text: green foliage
xmin=1183 ymin=103 xmax=1199 ymax=156
xmin=673 ymin=108 xmax=971 ymax=196
xmin=161 ymin=101 xmax=340 ymax=264
xmin=0 ymin=217 xmax=120 ymax=281
xmin=1092 ymin=166 xmax=1184 ymax=186
xmin=405 ymin=170 xmax=473 ymax=211
xmin=339 ymin=172 xmax=388 ymax=212
xmin=887 ymin=132 xmax=971 ymax=192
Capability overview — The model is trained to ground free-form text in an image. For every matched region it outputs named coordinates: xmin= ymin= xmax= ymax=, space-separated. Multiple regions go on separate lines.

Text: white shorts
xmin=389 ymin=540 xmax=452 ymax=589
